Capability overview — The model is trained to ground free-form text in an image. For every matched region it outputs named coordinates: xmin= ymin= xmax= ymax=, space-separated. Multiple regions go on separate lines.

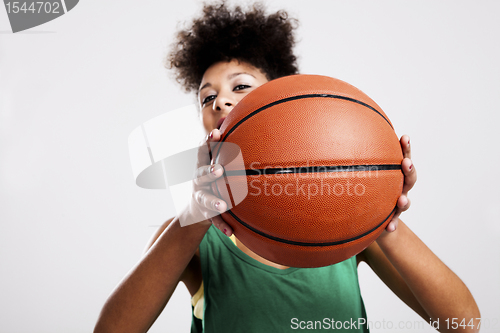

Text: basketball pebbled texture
xmin=211 ymin=74 xmax=403 ymax=268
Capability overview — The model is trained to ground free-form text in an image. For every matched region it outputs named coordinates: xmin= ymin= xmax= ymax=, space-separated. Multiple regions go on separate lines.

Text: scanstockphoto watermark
xmin=247 ymin=161 xmax=381 ymax=199
xmin=290 ymin=317 xmax=494 ymax=331
xmin=3 ymin=0 xmax=79 ymax=33
xmin=249 ymin=178 xmax=368 ymax=199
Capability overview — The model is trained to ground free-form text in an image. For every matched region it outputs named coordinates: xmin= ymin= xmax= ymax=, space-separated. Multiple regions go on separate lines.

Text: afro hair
xmin=166 ymin=1 xmax=299 ymax=92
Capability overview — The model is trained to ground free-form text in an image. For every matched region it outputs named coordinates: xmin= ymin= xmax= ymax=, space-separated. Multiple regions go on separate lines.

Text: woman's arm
xmin=93 ymin=218 xmax=210 ymax=333
xmin=361 ymin=221 xmax=480 ymax=333
xmin=142 ymin=217 xmax=203 ymax=296
xmin=94 ymin=130 xmax=231 ymax=333
xmin=359 ymin=135 xmax=479 ymax=332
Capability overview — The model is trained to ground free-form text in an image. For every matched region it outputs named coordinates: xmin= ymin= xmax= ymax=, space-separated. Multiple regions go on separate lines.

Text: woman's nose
xmin=213 ymin=93 xmax=234 ymax=112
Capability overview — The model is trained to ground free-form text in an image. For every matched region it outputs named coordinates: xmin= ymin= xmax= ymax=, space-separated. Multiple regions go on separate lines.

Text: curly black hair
xmin=166 ymin=1 xmax=299 ymax=92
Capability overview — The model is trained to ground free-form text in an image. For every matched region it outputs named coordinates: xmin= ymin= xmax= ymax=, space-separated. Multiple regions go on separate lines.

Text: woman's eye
xmin=234 ymin=84 xmax=250 ymax=91
xmin=202 ymin=95 xmax=216 ymax=104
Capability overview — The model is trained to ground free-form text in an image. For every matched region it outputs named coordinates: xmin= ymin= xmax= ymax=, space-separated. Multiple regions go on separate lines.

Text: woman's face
xmin=198 ymin=59 xmax=269 ymax=133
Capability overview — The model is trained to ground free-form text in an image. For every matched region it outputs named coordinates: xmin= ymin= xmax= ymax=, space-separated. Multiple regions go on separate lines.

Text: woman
xmin=94 ymin=2 xmax=479 ymax=332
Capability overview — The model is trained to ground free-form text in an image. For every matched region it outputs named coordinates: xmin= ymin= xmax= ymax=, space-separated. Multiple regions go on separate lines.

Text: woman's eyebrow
xmin=199 ymin=82 xmax=211 ymax=92
xmin=199 ymin=72 xmax=255 ymax=93
xmin=228 ymin=72 xmax=255 ymax=80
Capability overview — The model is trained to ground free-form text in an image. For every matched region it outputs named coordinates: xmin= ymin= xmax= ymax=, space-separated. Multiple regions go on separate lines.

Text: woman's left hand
xmin=385 ymin=134 xmax=416 ymax=232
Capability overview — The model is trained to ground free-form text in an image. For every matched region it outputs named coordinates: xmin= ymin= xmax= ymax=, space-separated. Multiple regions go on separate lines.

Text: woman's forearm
xmin=93 ymin=217 xmax=210 ymax=333
xmin=376 ymin=220 xmax=480 ymax=332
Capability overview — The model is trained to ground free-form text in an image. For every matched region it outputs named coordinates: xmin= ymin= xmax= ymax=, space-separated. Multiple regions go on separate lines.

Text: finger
xmin=198 ymin=129 xmax=222 ymax=167
xmin=211 ymin=215 xmax=233 ymax=237
xmin=193 ymin=189 xmax=228 ymax=213
xmin=385 ymin=218 xmax=399 ymax=233
xmin=193 ymin=164 xmax=224 ymax=186
xmin=202 ymin=128 xmax=222 ymax=143
xmin=400 ymin=135 xmax=411 ymax=159
xmin=209 ymin=128 xmax=221 ymax=142
xmin=389 ymin=196 xmax=410 ymax=226
xmin=397 ymin=194 xmax=411 ymax=212
xmin=401 ymin=157 xmax=416 ymax=193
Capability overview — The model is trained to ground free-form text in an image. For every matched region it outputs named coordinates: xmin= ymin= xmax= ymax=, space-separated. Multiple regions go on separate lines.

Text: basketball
xmin=211 ymin=74 xmax=403 ymax=268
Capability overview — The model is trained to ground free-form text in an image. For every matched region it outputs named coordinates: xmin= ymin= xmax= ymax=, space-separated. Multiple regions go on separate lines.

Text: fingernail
xmin=209 ymin=131 xmax=213 ymax=139
xmin=215 ymin=201 xmax=221 ymax=211
xmin=409 ymin=163 xmax=413 ymax=170
xmin=223 ymin=228 xmax=228 ymax=236
xmin=210 ymin=165 xmax=215 ymax=174
xmin=407 ymin=139 xmax=410 ymax=146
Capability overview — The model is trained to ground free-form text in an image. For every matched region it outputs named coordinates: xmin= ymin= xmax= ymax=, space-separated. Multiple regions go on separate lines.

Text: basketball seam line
xmin=226 ymin=207 xmax=396 ymax=247
xmin=223 ymin=172 xmax=236 ymax=208
xmin=215 ymin=93 xmax=392 ymax=163
xmin=224 ymin=164 xmax=401 ymax=176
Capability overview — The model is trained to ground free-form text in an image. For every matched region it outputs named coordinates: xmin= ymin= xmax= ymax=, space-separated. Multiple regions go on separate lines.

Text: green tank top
xmin=191 ymin=226 xmax=369 ymax=332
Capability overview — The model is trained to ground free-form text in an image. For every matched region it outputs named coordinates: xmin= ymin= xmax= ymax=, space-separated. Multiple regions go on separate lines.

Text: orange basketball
xmin=211 ymin=74 xmax=403 ymax=268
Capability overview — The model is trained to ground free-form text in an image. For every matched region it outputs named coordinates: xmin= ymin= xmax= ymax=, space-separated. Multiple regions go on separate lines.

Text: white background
xmin=1 ymin=1 xmax=499 ymax=332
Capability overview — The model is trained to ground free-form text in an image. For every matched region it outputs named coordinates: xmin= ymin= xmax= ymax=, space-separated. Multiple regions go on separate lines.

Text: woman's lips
xmin=216 ymin=117 xmax=226 ymax=130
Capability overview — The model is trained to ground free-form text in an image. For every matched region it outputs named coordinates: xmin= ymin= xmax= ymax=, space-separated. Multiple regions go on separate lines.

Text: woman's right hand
xmin=181 ymin=128 xmax=233 ymax=236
